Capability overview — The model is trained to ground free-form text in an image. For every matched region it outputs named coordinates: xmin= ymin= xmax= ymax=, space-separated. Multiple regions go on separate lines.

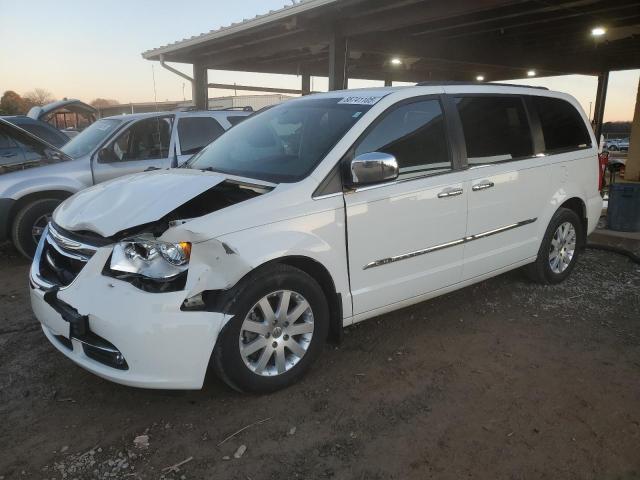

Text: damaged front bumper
xmin=29 ymin=226 xmax=229 ymax=389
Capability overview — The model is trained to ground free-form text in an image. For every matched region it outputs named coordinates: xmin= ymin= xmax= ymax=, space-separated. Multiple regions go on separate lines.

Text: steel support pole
xmin=301 ymin=73 xmax=311 ymax=95
xmin=593 ymin=70 xmax=610 ymax=145
xmin=328 ymin=31 xmax=348 ymax=91
xmin=624 ymin=78 xmax=640 ymax=182
xmin=192 ymin=63 xmax=208 ymax=110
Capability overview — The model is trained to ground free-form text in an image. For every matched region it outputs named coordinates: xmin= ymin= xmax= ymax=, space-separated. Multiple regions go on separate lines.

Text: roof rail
xmin=223 ymin=106 xmax=254 ymax=112
xmin=415 ymin=81 xmax=548 ymax=90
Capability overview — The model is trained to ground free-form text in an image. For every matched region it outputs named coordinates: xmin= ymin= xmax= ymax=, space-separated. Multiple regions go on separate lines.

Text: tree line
xmin=0 ymin=89 xmax=119 ymax=115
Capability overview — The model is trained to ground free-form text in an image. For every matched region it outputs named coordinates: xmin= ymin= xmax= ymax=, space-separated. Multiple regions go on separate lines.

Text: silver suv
xmin=0 ymin=109 xmax=250 ymax=257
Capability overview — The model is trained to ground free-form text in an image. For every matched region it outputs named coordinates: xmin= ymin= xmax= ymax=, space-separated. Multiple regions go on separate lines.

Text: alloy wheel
xmin=239 ymin=290 xmax=314 ymax=376
xmin=548 ymin=221 xmax=576 ymax=274
xmin=32 ymin=214 xmax=51 ymax=245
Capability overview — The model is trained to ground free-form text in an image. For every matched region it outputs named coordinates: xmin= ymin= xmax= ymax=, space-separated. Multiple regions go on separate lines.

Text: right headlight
xmin=110 ymin=236 xmax=192 ymax=280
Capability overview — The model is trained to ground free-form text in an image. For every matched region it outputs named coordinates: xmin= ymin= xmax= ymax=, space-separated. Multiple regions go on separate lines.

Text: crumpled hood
xmin=53 ymin=169 xmax=227 ymax=237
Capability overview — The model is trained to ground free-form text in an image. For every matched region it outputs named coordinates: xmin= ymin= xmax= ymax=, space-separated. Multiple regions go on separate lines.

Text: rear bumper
xmin=586 ymin=194 xmax=604 ymax=235
xmin=30 ymin=237 xmax=228 ymax=390
xmin=0 ymin=197 xmax=15 ymax=242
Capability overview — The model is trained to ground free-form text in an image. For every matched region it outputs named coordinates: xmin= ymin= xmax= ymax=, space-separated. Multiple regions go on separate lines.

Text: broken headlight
xmin=110 ymin=237 xmax=192 ymax=280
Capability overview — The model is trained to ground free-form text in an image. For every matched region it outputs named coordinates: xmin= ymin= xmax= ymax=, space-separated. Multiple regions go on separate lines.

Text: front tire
xmin=11 ymin=198 xmax=60 ymax=259
xmin=525 ymin=207 xmax=583 ymax=284
xmin=213 ymin=264 xmax=329 ymax=393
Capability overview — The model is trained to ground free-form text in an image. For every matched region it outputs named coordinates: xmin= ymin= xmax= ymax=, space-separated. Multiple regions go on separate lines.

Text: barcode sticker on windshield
xmin=338 ymin=95 xmax=384 ymax=105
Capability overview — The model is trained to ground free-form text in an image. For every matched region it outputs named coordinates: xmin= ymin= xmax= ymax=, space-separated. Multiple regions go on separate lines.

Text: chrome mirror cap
xmin=350 ymin=152 xmax=399 ymax=186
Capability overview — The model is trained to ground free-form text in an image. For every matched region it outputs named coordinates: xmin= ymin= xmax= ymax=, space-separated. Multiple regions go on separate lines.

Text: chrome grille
xmin=36 ymin=224 xmax=98 ymax=288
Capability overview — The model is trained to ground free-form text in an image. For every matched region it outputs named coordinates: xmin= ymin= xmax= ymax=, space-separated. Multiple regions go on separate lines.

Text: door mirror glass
xmin=349 ymin=152 xmax=399 ymax=186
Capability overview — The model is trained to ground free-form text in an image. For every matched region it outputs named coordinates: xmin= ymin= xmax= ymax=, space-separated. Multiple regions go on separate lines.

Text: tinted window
xmin=355 ymin=99 xmax=450 ymax=176
xmin=111 ymin=117 xmax=172 ymax=161
xmin=227 ymin=116 xmax=246 ymax=126
xmin=456 ymin=96 xmax=533 ymax=164
xmin=19 ymin=124 xmax=66 ymax=147
xmin=0 ymin=132 xmax=16 ymax=149
xmin=187 ymin=97 xmax=372 ymax=183
xmin=532 ymin=96 xmax=591 ymax=153
xmin=178 ymin=117 xmax=225 ymax=155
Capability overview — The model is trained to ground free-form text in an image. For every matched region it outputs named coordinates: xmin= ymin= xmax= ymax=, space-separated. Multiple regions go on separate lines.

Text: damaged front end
xmin=29 ymin=171 xmax=273 ymax=389
xmin=54 ymin=173 xmax=272 ymax=294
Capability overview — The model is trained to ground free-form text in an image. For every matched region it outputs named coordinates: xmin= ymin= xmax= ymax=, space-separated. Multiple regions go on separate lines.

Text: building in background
xmin=96 ymin=94 xmax=292 ymax=118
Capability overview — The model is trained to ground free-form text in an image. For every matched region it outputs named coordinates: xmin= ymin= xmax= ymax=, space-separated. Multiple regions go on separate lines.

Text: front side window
xmin=178 ymin=117 xmax=225 ymax=155
xmin=354 ymin=99 xmax=451 ymax=176
xmin=61 ymin=118 xmax=122 ymax=158
xmin=187 ymin=97 xmax=373 ymax=183
xmin=456 ymin=96 xmax=533 ymax=164
xmin=110 ymin=117 xmax=172 ymax=162
xmin=532 ymin=96 xmax=592 ymax=153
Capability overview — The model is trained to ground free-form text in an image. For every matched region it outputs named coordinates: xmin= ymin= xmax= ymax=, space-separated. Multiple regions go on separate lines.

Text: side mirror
xmin=97 ymin=147 xmax=118 ymax=163
xmin=349 ymin=152 xmax=399 ymax=186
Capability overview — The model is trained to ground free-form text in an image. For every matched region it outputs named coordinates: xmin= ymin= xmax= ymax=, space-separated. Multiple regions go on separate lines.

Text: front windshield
xmin=186 ymin=97 xmax=374 ymax=182
xmin=61 ymin=118 xmax=122 ymax=158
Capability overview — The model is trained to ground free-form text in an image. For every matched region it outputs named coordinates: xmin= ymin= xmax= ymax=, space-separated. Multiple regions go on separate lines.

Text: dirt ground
xmin=1 ymin=240 xmax=639 ymax=480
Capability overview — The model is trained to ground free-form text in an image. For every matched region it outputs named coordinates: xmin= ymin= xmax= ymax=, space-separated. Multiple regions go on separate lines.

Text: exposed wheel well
xmin=5 ymin=191 xmax=72 ymax=239
xmin=559 ymin=197 xmax=588 ymax=248
xmin=270 ymin=256 xmax=343 ymax=344
xmin=201 ymin=256 xmax=344 ymax=345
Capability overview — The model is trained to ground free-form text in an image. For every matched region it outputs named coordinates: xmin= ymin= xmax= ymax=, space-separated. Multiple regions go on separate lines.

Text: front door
xmin=91 ymin=116 xmax=175 ymax=183
xmin=344 ymin=97 xmax=468 ymax=316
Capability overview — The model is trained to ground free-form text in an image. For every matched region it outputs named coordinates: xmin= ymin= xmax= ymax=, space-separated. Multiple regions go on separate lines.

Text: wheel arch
xmin=5 ymin=190 xmax=73 ymax=239
xmin=201 ymin=255 xmax=344 ymax=344
xmin=558 ymin=196 xmax=588 ymax=248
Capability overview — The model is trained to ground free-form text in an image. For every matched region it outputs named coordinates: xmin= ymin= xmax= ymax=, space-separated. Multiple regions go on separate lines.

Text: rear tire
xmin=524 ymin=207 xmax=583 ymax=284
xmin=213 ymin=264 xmax=329 ymax=393
xmin=11 ymin=198 xmax=60 ymax=259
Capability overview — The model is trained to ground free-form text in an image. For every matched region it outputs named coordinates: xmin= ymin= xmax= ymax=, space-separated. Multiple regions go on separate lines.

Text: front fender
xmin=1 ymin=175 xmax=86 ymax=200
xmin=161 ymin=208 xmax=350 ymax=313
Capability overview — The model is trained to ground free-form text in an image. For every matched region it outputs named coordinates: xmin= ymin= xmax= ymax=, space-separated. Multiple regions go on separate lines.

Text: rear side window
xmin=355 ymin=99 xmax=451 ymax=176
xmin=178 ymin=117 xmax=225 ymax=155
xmin=227 ymin=116 xmax=246 ymax=126
xmin=455 ymin=96 xmax=533 ymax=164
xmin=532 ymin=96 xmax=591 ymax=153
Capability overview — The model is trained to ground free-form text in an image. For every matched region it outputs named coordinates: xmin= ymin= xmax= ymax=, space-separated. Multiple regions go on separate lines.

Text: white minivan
xmin=30 ymin=84 xmax=602 ymax=392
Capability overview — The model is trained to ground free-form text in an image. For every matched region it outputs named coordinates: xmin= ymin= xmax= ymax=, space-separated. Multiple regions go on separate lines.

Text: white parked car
xmin=30 ymin=84 xmax=602 ymax=392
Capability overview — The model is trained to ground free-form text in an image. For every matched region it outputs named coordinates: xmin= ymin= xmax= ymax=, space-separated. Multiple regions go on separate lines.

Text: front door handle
xmin=438 ymin=188 xmax=464 ymax=198
xmin=472 ymin=181 xmax=495 ymax=191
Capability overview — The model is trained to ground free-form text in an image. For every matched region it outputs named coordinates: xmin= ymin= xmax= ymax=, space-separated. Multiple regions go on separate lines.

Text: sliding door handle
xmin=472 ymin=181 xmax=495 ymax=191
xmin=437 ymin=188 xmax=463 ymax=198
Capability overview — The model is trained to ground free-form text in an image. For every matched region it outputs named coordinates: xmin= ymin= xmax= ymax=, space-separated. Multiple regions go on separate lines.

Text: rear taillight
xmin=598 ymin=152 xmax=609 ymax=191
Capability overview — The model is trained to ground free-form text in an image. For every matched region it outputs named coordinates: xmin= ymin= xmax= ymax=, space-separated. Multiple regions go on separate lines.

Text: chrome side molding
xmin=363 ymin=218 xmax=537 ymax=270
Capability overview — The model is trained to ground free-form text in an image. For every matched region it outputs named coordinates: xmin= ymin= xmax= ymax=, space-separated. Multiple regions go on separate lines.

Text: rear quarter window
xmin=532 ymin=96 xmax=592 ymax=153
xmin=178 ymin=117 xmax=225 ymax=155
xmin=227 ymin=116 xmax=246 ymax=126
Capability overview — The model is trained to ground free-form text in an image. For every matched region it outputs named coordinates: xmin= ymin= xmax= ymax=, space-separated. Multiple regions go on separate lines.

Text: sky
xmin=0 ymin=0 xmax=638 ymax=122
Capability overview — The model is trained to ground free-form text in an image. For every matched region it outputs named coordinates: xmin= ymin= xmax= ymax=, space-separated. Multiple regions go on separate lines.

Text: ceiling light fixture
xmin=527 ymin=70 xmax=536 ymax=77
xmin=591 ymin=26 xmax=606 ymax=36
xmin=476 ymin=75 xmax=485 ymax=81
xmin=391 ymin=57 xmax=402 ymax=65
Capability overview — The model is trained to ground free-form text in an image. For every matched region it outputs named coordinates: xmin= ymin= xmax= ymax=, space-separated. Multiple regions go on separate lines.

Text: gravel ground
xmin=1 ymin=239 xmax=639 ymax=480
